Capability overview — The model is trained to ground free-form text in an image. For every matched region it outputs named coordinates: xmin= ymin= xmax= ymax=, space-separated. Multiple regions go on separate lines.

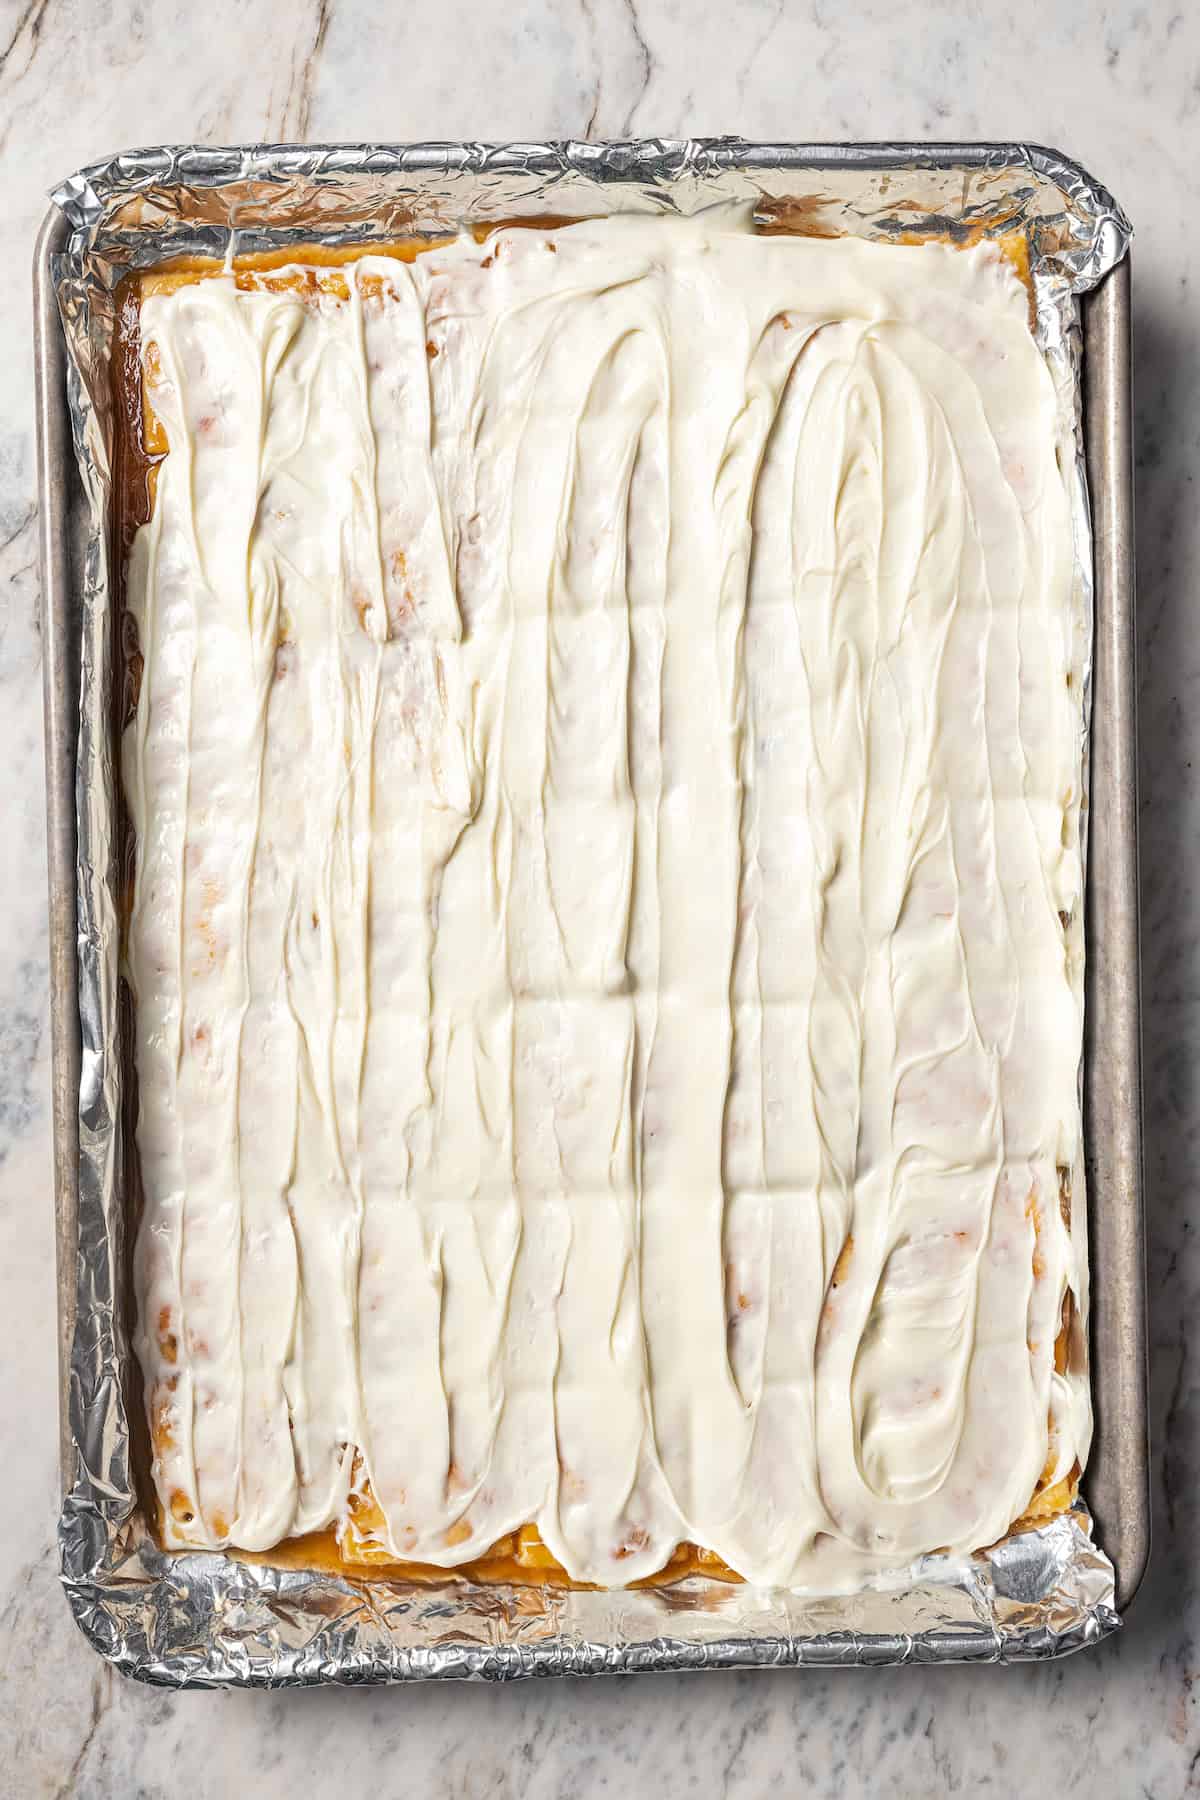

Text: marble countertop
xmin=1 ymin=1 xmax=1193 ymax=1793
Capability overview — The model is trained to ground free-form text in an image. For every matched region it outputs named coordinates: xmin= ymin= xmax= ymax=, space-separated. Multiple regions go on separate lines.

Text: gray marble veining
xmin=1 ymin=1 xmax=1195 ymax=1793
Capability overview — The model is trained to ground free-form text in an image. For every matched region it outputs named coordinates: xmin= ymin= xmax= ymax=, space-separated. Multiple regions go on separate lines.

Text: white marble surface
xmin=0 ymin=0 xmax=1192 ymax=1793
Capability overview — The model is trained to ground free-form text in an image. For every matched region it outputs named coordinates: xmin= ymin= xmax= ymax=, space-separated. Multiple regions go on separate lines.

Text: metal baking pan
xmin=34 ymin=143 xmax=1148 ymax=1682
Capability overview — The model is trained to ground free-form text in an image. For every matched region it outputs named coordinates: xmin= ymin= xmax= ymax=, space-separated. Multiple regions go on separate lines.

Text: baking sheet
xmin=38 ymin=140 xmax=1138 ymax=1683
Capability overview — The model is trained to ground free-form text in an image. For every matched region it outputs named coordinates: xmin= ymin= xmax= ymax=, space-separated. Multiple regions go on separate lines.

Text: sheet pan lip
xmin=1079 ymin=256 xmax=1150 ymax=1613
xmin=50 ymin=133 xmax=1125 ymax=185
xmin=34 ymin=201 xmax=80 ymax=1497
xmin=37 ymin=145 xmax=1139 ymax=1679
xmin=63 ymin=1602 xmax=1123 ymax=1690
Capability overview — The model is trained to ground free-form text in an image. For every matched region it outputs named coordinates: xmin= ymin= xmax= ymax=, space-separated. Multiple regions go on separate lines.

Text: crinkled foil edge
xmin=48 ymin=140 xmax=1129 ymax=1685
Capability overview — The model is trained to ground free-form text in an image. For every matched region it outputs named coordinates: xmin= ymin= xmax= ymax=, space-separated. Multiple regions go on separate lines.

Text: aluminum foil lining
xmin=48 ymin=140 xmax=1130 ymax=1686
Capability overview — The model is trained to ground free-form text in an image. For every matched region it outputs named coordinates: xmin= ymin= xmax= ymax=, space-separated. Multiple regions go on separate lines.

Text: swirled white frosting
xmin=127 ymin=212 xmax=1088 ymax=1591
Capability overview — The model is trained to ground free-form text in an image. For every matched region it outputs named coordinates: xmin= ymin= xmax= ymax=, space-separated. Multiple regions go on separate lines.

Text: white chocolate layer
xmin=127 ymin=214 xmax=1087 ymax=1591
